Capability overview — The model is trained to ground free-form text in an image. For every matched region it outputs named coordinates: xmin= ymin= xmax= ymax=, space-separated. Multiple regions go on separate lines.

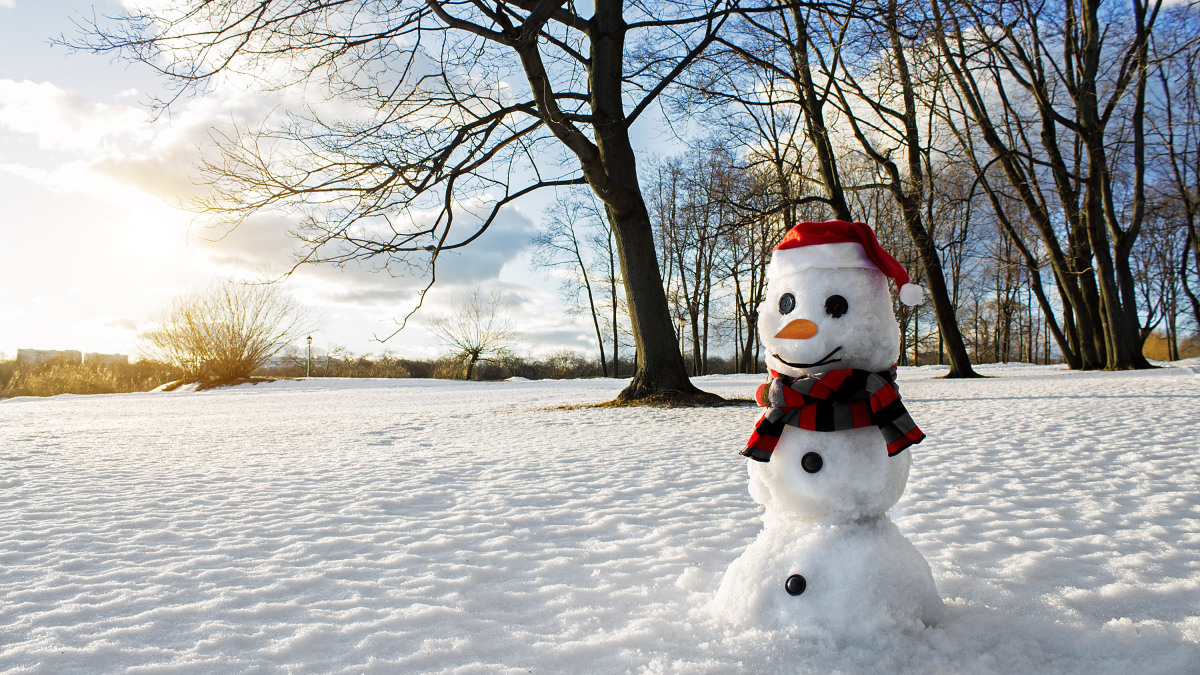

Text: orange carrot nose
xmin=776 ymin=319 xmax=818 ymax=340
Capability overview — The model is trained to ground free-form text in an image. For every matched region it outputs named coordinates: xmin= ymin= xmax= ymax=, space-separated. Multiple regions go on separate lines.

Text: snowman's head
xmin=759 ymin=267 xmax=900 ymax=376
xmin=757 ymin=221 xmax=921 ymax=377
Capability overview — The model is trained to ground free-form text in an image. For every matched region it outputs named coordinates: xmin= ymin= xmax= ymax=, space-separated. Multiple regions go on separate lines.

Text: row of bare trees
xmin=630 ymin=142 xmax=1072 ymax=373
xmin=652 ymin=0 xmax=1200 ymax=372
xmin=528 ymin=0 xmax=1199 ymax=377
xmin=86 ymin=0 xmax=1200 ymax=401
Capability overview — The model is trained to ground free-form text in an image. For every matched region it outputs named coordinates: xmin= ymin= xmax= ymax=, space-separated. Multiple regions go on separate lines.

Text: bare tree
xmin=427 ymin=287 xmax=516 ymax=380
xmin=532 ymin=194 xmax=610 ymax=376
xmin=650 ymin=141 xmax=738 ymax=375
xmin=589 ymin=215 xmax=628 ymax=378
xmin=813 ymin=0 xmax=979 ymax=376
xmin=1132 ymin=206 xmax=1188 ymax=357
xmin=717 ymin=167 xmax=787 ymax=372
xmin=140 ymin=280 xmax=314 ymax=382
xmin=931 ymin=0 xmax=1164 ymax=370
xmin=691 ymin=3 xmax=854 ymax=221
xmin=1151 ymin=10 xmax=1200 ymax=333
xmin=685 ymin=1 xmax=980 ymax=376
xmin=78 ymin=0 xmax=748 ymax=402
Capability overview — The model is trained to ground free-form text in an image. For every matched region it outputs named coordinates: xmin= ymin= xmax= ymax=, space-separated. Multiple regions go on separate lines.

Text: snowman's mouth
xmin=773 ymin=346 xmax=843 ymax=369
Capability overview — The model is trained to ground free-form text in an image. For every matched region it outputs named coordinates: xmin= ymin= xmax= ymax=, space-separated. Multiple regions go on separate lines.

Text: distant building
xmin=17 ymin=349 xmax=83 ymax=366
xmin=84 ymin=353 xmax=130 ymax=366
xmin=261 ymin=355 xmax=298 ymax=369
xmin=16 ymin=350 xmax=129 ymax=367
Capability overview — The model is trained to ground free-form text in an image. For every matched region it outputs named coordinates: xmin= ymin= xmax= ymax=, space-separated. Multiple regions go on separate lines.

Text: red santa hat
xmin=767 ymin=220 xmax=924 ymax=306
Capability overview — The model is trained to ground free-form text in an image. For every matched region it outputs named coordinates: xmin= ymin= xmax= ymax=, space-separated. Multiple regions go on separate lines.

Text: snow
xmin=2 ymin=362 xmax=1199 ymax=673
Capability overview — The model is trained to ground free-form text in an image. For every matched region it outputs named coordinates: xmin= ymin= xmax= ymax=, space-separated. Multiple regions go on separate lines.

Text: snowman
xmin=712 ymin=220 xmax=943 ymax=638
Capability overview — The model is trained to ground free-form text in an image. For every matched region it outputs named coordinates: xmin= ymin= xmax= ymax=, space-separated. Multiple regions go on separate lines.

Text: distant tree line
xmin=258 ymin=348 xmax=761 ymax=382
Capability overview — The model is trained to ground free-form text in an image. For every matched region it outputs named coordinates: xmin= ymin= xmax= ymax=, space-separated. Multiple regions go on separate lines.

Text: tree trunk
xmin=789 ymin=6 xmax=852 ymax=221
xmin=701 ymin=283 xmax=711 ymax=375
xmin=690 ymin=308 xmax=701 ymax=375
xmin=589 ymin=0 xmax=711 ymax=401
xmin=608 ymin=231 xmax=620 ymax=378
xmin=1182 ymin=227 xmax=1200 ymax=330
xmin=856 ymin=0 xmax=980 ymax=378
xmin=575 ymin=237 xmax=609 ymax=377
xmin=1072 ymin=0 xmax=1151 ymax=369
xmin=608 ymin=199 xmax=703 ymax=399
xmin=931 ymin=0 xmax=1111 ymax=370
xmin=973 ymin=297 xmax=980 ymax=362
xmin=741 ymin=304 xmax=759 ymax=373
xmin=975 ymin=176 xmax=1082 ymax=368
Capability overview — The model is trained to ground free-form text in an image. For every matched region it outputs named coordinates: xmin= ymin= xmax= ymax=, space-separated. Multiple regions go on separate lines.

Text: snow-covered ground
xmin=2 ymin=362 xmax=1199 ymax=673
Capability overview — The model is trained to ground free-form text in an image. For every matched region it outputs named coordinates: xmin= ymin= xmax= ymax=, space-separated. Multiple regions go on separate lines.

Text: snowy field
xmin=2 ymin=362 xmax=1199 ymax=673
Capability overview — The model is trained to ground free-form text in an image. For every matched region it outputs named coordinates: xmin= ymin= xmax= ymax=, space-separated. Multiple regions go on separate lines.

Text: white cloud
xmin=0 ymin=1 xmax=14 ymax=9
xmin=0 ymin=79 xmax=150 ymax=153
xmin=0 ymin=78 xmax=282 ymax=201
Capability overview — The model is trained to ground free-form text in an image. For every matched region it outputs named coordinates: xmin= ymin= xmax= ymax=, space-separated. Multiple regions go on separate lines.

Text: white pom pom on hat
xmin=768 ymin=220 xmax=925 ymax=306
xmin=898 ymin=282 xmax=924 ymax=306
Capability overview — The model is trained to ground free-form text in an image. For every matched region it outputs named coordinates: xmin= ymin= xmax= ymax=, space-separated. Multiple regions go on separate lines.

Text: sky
xmin=0 ymin=0 xmax=611 ymax=362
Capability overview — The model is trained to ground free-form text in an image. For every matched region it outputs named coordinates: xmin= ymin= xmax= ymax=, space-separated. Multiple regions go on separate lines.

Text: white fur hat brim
xmin=766 ymin=242 xmax=878 ymax=280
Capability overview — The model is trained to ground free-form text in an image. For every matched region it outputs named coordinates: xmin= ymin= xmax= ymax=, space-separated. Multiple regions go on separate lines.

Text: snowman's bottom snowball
xmin=711 ymin=516 xmax=943 ymax=637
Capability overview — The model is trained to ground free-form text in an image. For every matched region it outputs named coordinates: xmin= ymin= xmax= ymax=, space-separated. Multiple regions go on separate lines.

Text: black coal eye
xmin=824 ymin=295 xmax=848 ymax=318
xmin=778 ymin=293 xmax=795 ymax=315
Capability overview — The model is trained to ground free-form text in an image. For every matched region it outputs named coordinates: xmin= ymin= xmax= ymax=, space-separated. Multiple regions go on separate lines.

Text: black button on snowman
xmin=785 ymin=574 xmax=807 ymax=596
xmin=712 ymin=220 xmax=943 ymax=638
xmin=800 ymin=452 xmax=822 ymax=474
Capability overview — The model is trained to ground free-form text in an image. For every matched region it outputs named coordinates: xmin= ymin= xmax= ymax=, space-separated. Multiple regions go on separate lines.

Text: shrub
xmin=1142 ymin=332 xmax=1200 ymax=361
xmin=529 ymin=350 xmax=603 ymax=379
xmin=427 ymin=287 xmax=516 ymax=380
xmin=0 ymin=360 xmax=17 ymax=391
xmin=431 ymin=356 xmax=469 ymax=380
xmin=141 ymin=280 xmax=314 ymax=384
xmin=256 ymin=351 xmax=415 ymax=378
xmin=1 ymin=358 xmax=180 ymax=397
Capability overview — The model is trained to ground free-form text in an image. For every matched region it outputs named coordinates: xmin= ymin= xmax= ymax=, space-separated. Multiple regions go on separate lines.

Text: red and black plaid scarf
xmin=742 ymin=367 xmax=924 ymax=462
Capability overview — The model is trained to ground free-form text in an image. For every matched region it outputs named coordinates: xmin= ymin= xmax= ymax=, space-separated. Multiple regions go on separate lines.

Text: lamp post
xmin=306 ymin=335 xmax=312 ymax=378
xmin=676 ymin=316 xmax=687 ymax=358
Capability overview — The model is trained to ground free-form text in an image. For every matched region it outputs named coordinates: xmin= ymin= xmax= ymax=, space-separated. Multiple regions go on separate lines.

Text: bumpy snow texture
xmin=2 ymin=361 xmax=1200 ymax=672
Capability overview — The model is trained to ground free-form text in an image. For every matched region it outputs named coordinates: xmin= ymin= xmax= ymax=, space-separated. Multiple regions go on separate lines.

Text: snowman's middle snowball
xmin=748 ymin=425 xmax=911 ymax=522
